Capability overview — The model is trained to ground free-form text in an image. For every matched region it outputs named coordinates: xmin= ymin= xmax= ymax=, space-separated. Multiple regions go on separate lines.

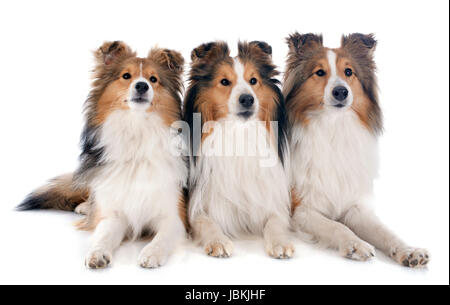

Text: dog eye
xmin=150 ymin=76 xmax=158 ymax=83
xmin=122 ymin=73 xmax=131 ymax=80
xmin=221 ymin=78 xmax=230 ymax=86
xmin=250 ymin=78 xmax=257 ymax=85
xmin=345 ymin=68 xmax=353 ymax=77
xmin=315 ymin=70 xmax=326 ymax=77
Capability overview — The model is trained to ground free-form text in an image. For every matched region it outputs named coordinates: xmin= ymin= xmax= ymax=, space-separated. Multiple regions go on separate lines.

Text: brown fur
xmin=178 ymin=189 xmax=189 ymax=231
xmin=18 ymin=41 xmax=186 ymax=220
xmin=284 ymin=33 xmax=383 ymax=214
xmin=91 ymin=46 xmax=184 ymax=127
xmin=196 ymin=63 xmax=236 ymax=126
xmin=184 ymin=42 xmax=235 ymax=151
xmin=284 ymin=33 xmax=382 ymax=134
xmin=75 ymin=203 xmax=102 ymax=231
xmin=238 ymin=41 xmax=282 ymax=135
xmin=185 ymin=41 xmax=284 ymax=143
xmin=76 ymin=41 xmax=186 ymax=231
xmin=184 ymin=41 xmax=232 ymax=128
xmin=183 ymin=41 xmax=287 ymax=166
xmin=31 ymin=174 xmax=89 ymax=211
xmin=339 ymin=34 xmax=382 ymax=133
xmin=290 ymin=187 xmax=302 ymax=216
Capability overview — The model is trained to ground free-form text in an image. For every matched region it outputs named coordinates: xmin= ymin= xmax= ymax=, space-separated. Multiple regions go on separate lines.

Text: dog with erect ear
xmin=17 ymin=41 xmax=188 ymax=269
xmin=184 ymin=41 xmax=294 ymax=259
xmin=284 ymin=32 xmax=430 ymax=268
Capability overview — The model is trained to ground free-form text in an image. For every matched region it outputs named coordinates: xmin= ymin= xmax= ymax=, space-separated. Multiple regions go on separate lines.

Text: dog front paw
xmin=339 ymin=240 xmax=375 ymax=261
xmin=265 ymin=241 xmax=295 ymax=259
xmin=138 ymin=244 xmax=169 ymax=269
xmin=85 ymin=249 xmax=111 ymax=269
xmin=391 ymin=247 xmax=430 ymax=268
xmin=75 ymin=202 xmax=90 ymax=215
xmin=204 ymin=237 xmax=234 ymax=258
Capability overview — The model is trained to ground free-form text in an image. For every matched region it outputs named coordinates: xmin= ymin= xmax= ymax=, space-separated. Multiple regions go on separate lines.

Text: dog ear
xmin=238 ymin=41 xmax=279 ymax=80
xmin=341 ymin=33 xmax=377 ymax=57
xmin=238 ymin=41 xmax=274 ymax=60
xmin=96 ymin=41 xmax=134 ymax=65
xmin=249 ymin=41 xmax=272 ymax=56
xmin=149 ymin=48 xmax=184 ymax=73
xmin=163 ymin=49 xmax=184 ymax=72
xmin=190 ymin=41 xmax=230 ymax=62
xmin=286 ymin=32 xmax=323 ymax=54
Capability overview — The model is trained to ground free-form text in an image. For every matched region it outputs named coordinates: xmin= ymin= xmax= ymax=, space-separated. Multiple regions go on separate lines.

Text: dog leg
xmin=85 ymin=216 xmax=128 ymax=269
xmin=263 ymin=215 xmax=295 ymax=259
xmin=74 ymin=201 xmax=91 ymax=215
xmin=138 ymin=216 xmax=185 ymax=269
xmin=293 ymin=206 xmax=375 ymax=261
xmin=342 ymin=206 xmax=430 ymax=268
xmin=192 ymin=214 xmax=234 ymax=258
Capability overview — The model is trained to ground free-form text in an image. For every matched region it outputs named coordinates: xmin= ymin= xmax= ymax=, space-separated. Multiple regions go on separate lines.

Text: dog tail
xmin=16 ymin=173 xmax=89 ymax=212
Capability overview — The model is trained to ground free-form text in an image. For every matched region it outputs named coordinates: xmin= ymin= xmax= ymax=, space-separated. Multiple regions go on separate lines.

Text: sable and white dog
xmin=184 ymin=41 xmax=294 ymax=259
xmin=284 ymin=33 xmax=429 ymax=268
xmin=18 ymin=41 xmax=188 ymax=269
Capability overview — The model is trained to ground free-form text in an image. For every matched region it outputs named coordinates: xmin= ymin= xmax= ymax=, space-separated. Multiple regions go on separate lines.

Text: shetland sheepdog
xmin=184 ymin=41 xmax=294 ymax=259
xmin=17 ymin=41 xmax=188 ymax=269
xmin=284 ymin=33 xmax=429 ymax=267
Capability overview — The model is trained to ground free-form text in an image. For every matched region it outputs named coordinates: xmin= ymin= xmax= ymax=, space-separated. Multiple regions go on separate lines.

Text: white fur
xmin=290 ymin=110 xmax=378 ymax=220
xmin=227 ymin=59 xmax=260 ymax=117
xmin=324 ymin=50 xmax=353 ymax=108
xmin=291 ymin=50 xmax=378 ymax=222
xmin=290 ymin=51 xmax=430 ymax=267
xmin=190 ymin=119 xmax=290 ymax=237
xmin=189 ymin=59 xmax=293 ymax=258
xmin=127 ymin=77 xmax=154 ymax=111
xmin=86 ymin=109 xmax=187 ymax=268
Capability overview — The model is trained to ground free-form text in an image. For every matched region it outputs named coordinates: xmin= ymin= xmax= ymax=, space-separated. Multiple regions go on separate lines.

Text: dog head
xmin=284 ymin=33 xmax=382 ymax=133
xmin=87 ymin=41 xmax=184 ymax=126
xmin=77 ymin=41 xmax=184 ymax=176
xmin=185 ymin=41 xmax=283 ymax=122
xmin=184 ymin=41 xmax=287 ymax=162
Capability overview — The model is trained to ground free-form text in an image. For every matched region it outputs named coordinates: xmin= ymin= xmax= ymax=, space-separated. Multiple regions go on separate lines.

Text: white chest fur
xmin=290 ymin=110 xmax=379 ymax=219
xmin=91 ymin=110 xmax=187 ymax=234
xmin=189 ymin=120 xmax=290 ymax=237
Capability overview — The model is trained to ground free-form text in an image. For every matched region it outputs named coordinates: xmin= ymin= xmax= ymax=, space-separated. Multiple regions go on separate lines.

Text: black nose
xmin=239 ymin=94 xmax=254 ymax=108
xmin=332 ymin=86 xmax=349 ymax=101
xmin=135 ymin=82 xmax=149 ymax=94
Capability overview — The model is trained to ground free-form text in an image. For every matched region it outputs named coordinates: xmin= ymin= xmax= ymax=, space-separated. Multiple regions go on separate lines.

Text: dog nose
xmin=239 ymin=94 xmax=254 ymax=108
xmin=135 ymin=82 xmax=149 ymax=94
xmin=332 ymin=86 xmax=348 ymax=101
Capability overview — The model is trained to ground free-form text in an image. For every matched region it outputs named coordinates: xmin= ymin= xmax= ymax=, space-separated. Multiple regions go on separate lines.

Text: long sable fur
xmin=284 ymin=32 xmax=382 ymax=134
xmin=183 ymin=41 xmax=288 ymax=165
xmin=17 ymin=41 xmax=185 ymax=212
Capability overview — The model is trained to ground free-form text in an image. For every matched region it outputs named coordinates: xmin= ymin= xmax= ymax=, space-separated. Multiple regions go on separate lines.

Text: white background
xmin=0 ymin=0 xmax=448 ymax=285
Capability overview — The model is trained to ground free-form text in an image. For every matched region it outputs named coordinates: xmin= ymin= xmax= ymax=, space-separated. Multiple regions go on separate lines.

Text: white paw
xmin=75 ymin=202 xmax=90 ymax=215
xmin=204 ymin=237 xmax=234 ymax=258
xmin=85 ymin=249 xmax=111 ymax=269
xmin=391 ymin=247 xmax=430 ymax=268
xmin=138 ymin=244 xmax=170 ymax=269
xmin=265 ymin=241 xmax=295 ymax=259
xmin=339 ymin=240 xmax=375 ymax=261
